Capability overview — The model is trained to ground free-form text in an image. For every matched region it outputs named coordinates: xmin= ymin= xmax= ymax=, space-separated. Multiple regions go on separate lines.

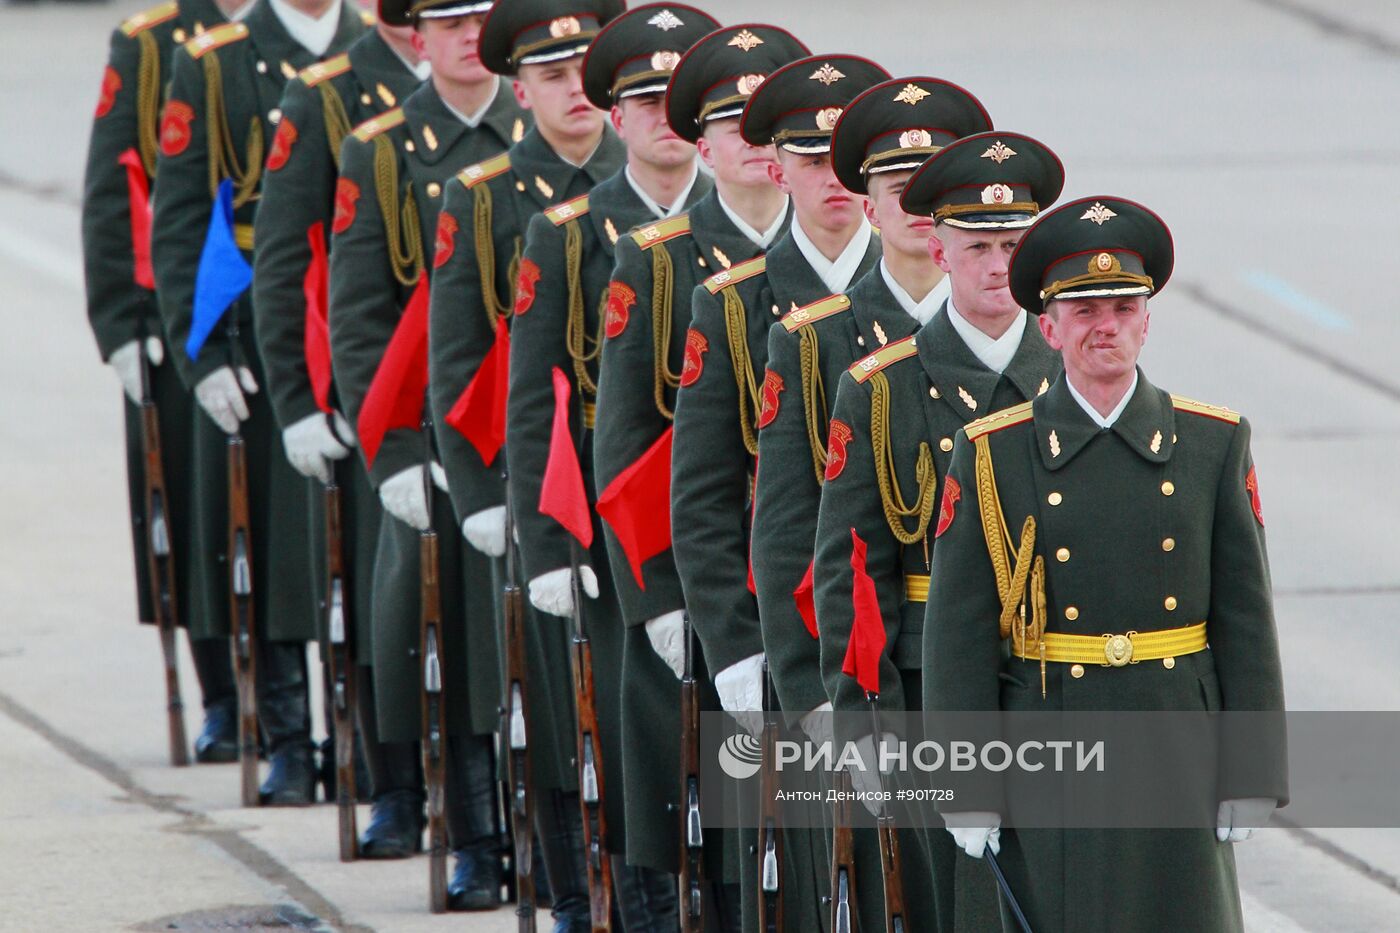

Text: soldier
xmin=251 ymin=7 xmax=425 ymax=852
xmin=326 ymin=0 xmax=530 ymax=908
xmin=84 ymin=0 xmax=243 ymax=765
xmin=751 ymin=76 xmax=997 ymax=933
xmin=923 ymin=196 xmax=1287 ymax=932
xmin=424 ymin=1 xmax=626 ymax=927
xmin=152 ymin=0 xmax=370 ymax=803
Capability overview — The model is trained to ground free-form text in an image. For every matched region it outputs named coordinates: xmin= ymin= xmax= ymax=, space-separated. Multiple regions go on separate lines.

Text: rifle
xmin=757 ymin=659 xmax=782 ymax=933
xmin=567 ymin=536 xmax=612 ymax=931
xmin=678 ymin=613 xmax=703 ymax=933
xmin=866 ymin=700 xmax=905 ymax=933
xmin=419 ymin=426 xmax=448 ymax=912
xmin=137 ymin=342 xmax=190 ymax=767
xmin=830 ymin=768 xmax=857 ymax=933
xmin=226 ymin=322 xmax=258 ymax=808
xmin=323 ymin=477 xmax=358 ymax=860
xmin=502 ymin=470 xmax=537 ymax=931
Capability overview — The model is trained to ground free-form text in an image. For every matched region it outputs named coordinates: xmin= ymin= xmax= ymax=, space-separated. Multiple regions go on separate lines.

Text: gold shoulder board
xmin=848 ymin=335 xmax=917 ymax=383
xmin=185 ymin=22 xmax=247 ymax=59
xmin=964 ymin=400 xmax=1036 ymax=441
xmin=350 ymin=107 xmax=405 ymax=141
xmin=458 ymin=153 xmax=512 ymax=188
xmin=300 ymin=53 xmax=351 ymax=87
xmin=631 ymin=214 xmax=691 ymax=249
xmin=703 ymin=255 xmax=766 ymax=294
xmin=781 ymin=293 xmax=850 ymax=333
xmin=1170 ymin=394 xmax=1240 ymax=425
xmin=120 ymin=1 xmax=178 ymax=37
xmin=546 ymin=194 xmax=590 ymax=226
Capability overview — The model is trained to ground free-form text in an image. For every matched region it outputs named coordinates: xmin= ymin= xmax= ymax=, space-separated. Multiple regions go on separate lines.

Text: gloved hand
xmin=528 ymin=566 xmax=599 ymax=617
xmin=281 ymin=412 xmax=353 ymax=483
xmin=1216 ymin=797 xmax=1276 ymax=843
xmin=800 ymin=701 xmax=833 ymax=747
xmin=462 ymin=506 xmax=507 ymax=557
xmin=945 ymin=811 xmax=1002 ymax=859
xmin=430 ymin=461 xmax=448 ymax=493
xmin=714 ymin=652 xmax=765 ymax=736
xmin=194 ymin=365 xmax=259 ymax=435
xmin=108 ymin=337 xmax=165 ymax=404
xmin=379 ymin=465 xmax=430 ymax=530
xmin=644 ymin=610 xmax=686 ymax=680
xmin=850 ymin=732 xmax=899 ymax=815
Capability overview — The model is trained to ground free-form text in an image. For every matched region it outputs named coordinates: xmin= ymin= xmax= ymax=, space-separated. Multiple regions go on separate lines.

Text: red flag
xmin=117 ymin=148 xmax=154 ymax=290
xmin=539 ymin=366 xmax=593 ymax=547
xmin=842 ymin=529 xmax=886 ymax=696
xmin=596 ymin=427 xmax=673 ymax=589
xmin=302 ymin=222 xmax=333 ymax=414
xmin=444 ymin=317 xmax=510 ymax=466
xmin=793 ymin=560 xmax=817 ymax=639
xmin=358 ymin=277 xmax=429 ymax=468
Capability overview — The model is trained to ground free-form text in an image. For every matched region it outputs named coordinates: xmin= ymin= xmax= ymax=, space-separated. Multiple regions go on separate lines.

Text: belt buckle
xmin=1102 ymin=631 xmax=1136 ymax=667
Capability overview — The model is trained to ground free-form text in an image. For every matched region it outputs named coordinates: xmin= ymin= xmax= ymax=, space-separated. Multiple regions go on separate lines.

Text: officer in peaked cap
xmin=664 ymin=23 xmax=811 ymax=143
xmin=479 ymin=0 xmax=626 ymax=75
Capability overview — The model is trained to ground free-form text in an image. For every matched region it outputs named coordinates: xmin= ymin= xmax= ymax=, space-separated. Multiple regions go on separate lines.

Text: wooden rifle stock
xmin=324 ymin=480 xmax=358 ymax=860
xmin=227 ymin=433 xmax=258 ymax=806
xmin=867 ymin=698 xmax=905 ymax=933
xmin=502 ymin=478 xmax=537 ymax=931
xmin=420 ymin=521 xmax=448 ymax=912
xmin=757 ymin=660 xmax=782 ymax=933
xmin=830 ymin=769 xmax=857 ymax=933
xmin=568 ymin=541 xmax=612 ymax=932
xmin=678 ymin=614 xmax=703 ymax=933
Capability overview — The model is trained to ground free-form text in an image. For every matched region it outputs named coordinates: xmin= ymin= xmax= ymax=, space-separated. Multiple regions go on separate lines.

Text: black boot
xmin=256 ymin=641 xmax=316 ymax=806
xmin=445 ymin=733 xmax=503 ymax=911
xmin=190 ymin=638 xmax=238 ymax=763
xmin=360 ymin=744 xmax=424 ymax=858
xmin=535 ymin=789 xmax=592 ymax=933
xmin=611 ymin=858 xmax=679 ymax=932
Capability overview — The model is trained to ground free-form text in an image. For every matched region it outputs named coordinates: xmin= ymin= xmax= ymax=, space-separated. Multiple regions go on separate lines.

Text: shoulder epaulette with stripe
xmin=703 ymin=255 xmax=766 ymax=294
xmin=120 ymin=1 xmax=178 ymax=37
xmin=351 ymin=107 xmax=405 ymax=141
xmin=184 ymin=22 xmax=247 ymax=59
xmin=359 ymin=8 xmax=377 ymax=25
xmin=299 ymin=53 xmax=351 ymax=87
xmin=781 ymin=293 xmax=850 ymax=333
xmin=964 ymin=400 xmax=1036 ymax=441
xmin=546 ymin=194 xmax=590 ymax=226
xmin=1171 ymin=394 xmax=1240 ymax=425
xmin=847 ymin=335 xmax=917 ymax=383
xmin=631 ymin=214 xmax=691 ymax=249
xmin=458 ymin=153 xmax=512 ymax=188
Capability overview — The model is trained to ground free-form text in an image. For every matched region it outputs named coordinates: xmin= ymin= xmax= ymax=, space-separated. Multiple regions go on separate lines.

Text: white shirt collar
xmin=944 ymin=292 xmax=1027 ymax=375
xmin=1066 ymin=371 xmax=1139 ymax=429
xmin=626 ymin=162 xmax=699 ymax=220
xmin=440 ymin=77 xmax=500 ymax=128
xmin=268 ymin=0 xmax=342 ymax=56
xmin=880 ymin=260 xmax=951 ymax=327
xmin=229 ymin=0 xmax=257 ymax=20
xmin=791 ymin=215 xmax=873 ymax=295
xmin=389 ymin=42 xmax=432 ymax=82
xmin=717 ymin=190 xmax=788 ymax=249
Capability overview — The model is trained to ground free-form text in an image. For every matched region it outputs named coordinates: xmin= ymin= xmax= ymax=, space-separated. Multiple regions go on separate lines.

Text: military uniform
xmin=922 ymin=195 xmax=1287 ymax=933
xmin=82 ymin=0 xmax=240 ymax=761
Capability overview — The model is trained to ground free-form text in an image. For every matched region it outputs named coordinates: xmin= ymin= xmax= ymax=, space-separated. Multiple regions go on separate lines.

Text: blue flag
xmin=186 ymin=179 xmax=253 ymax=361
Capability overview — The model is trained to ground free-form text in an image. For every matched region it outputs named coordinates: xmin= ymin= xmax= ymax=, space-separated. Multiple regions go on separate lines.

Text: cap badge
xmin=899 ymin=129 xmax=933 ymax=149
xmin=815 ymin=107 xmax=843 ymax=131
xmin=728 ymin=29 xmax=764 ymax=52
xmin=894 ymin=83 xmax=930 ymax=106
xmin=981 ymin=183 xmax=1015 ymax=205
xmin=548 ymin=17 xmax=581 ymax=39
xmin=651 ymin=50 xmax=681 ymax=71
xmin=647 ymin=9 xmax=684 ymax=31
xmin=810 ymin=63 xmax=846 ymax=86
xmin=736 ymin=73 xmax=766 ymax=96
xmin=981 ymin=140 xmax=1017 ymax=164
xmin=1093 ymin=252 xmax=1117 ymax=273
xmin=1081 ymin=202 xmax=1118 ymax=225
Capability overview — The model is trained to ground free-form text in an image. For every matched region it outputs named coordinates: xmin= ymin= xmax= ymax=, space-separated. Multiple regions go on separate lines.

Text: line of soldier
xmin=83 ymin=0 xmax=1287 ymax=929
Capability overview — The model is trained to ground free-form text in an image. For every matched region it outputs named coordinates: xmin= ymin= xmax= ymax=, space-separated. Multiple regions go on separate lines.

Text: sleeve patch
xmin=757 ymin=368 xmax=784 ymax=429
xmin=825 ymin=418 xmax=852 ymax=481
xmin=96 ymin=66 xmax=122 ymax=119
xmin=604 ymin=281 xmax=635 ymax=338
xmin=513 ymin=258 xmax=540 ymax=315
xmin=159 ymin=99 xmax=195 ymax=157
xmin=1246 ymin=465 xmax=1264 ymax=526
xmin=265 ymin=116 xmax=297 ymax=171
xmin=679 ymin=328 xmax=708 ymax=387
xmin=935 ymin=475 xmax=961 ymax=538
xmin=331 ymin=177 xmax=359 ymax=234
xmin=433 ymin=212 xmax=459 ymax=269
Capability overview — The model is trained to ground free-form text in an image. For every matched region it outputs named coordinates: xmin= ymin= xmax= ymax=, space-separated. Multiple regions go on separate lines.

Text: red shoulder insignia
xmin=605 ymin=281 xmax=635 ymax=338
xmin=825 ymin=419 xmax=852 ymax=481
xmin=331 ymin=177 xmax=359 ymax=233
xmin=757 ymin=368 xmax=784 ymax=429
xmin=935 ymin=475 xmax=961 ymax=538
xmin=680 ymin=328 xmax=708 ymax=386
xmin=433 ymin=212 xmax=459 ymax=269
xmin=159 ymin=99 xmax=195 ymax=156
xmin=513 ymin=258 xmax=541 ymax=315
xmin=266 ymin=115 xmax=297 ymax=171
xmin=96 ymin=66 xmax=122 ymax=119
xmin=1246 ymin=465 xmax=1264 ymax=527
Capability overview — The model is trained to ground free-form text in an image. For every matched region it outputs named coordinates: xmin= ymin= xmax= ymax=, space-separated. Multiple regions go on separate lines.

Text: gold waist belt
xmin=234 ymin=223 xmax=255 ymax=251
xmin=905 ymin=574 xmax=929 ymax=603
xmin=582 ymin=401 xmax=596 ymax=430
xmin=1013 ymin=621 xmax=1207 ymax=667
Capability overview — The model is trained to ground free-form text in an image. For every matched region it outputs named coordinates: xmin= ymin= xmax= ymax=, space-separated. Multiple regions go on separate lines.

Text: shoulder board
xmin=546 ymin=194 xmax=590 ymax=226
xmin=185 ymin=22 xmax=247 ymax=59
xmin=351 ymin=108 xmax=405 ymax=141
xmin=964 ymin=400 xmax=1036 ymax=441
xmin=299 ymin=53 xmax=351 ymax=87
xmin=847 ymin=335 xmax=917 ymax=383
xmin=781 ymin=293 xmax=850 ymax=333
xmin=120 ymin=1 xmax=178 ymax=37
xmin=457 ymin=153 xmax=512 ymax=188
xmin=703 ymin=255 xmax=766 ymax=295
xmin=359 ymin=9 xmax=377 ymax=25
xmin=630 ymin=214 xmax=691 ymax=249
xmin=1170 ymin=394 xmax=1240 ymax=425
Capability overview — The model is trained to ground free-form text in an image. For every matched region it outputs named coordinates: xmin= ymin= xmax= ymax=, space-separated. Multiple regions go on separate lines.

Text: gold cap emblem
xmin=815 ymin=107 xmax=843 ymax=131
xmin=728 ymin=29 xmax=763 ymax=52
xmin=736 ymin=73 xmax=765 ymax=96
xmin=548 ymin=17 xmax=581 ymax=38
xmin=1094 ymin=251 xmax=1116 ymax=272
xmin=651 ymin=50 xmax=681 ymax=72
xmin=982 ymin=183 xmax=1016 ymax=205
xmin=1081 ymin=202 xmax=1118 ymax=225
xmin=810 ymin=63 xmax=846 ymax=86
xmin=981 ymin=140 xmax=1017 ymax=164
xmin=647 ymin=9 xmax=684 ymax=31
xmin=893 ymin=83 xmax=930 ymax=106
xmin=899 ymin=129 xmax=933 ymax=149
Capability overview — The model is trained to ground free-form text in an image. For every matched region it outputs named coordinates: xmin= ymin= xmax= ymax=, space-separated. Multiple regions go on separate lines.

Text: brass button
xmin=940 ymin=437 xmax=953 ymax=452
xmin=1163 ymin=657 xmax=1176 ymax=670
xmin=1047 ymin=491 xmax=1063 ymax=506
xmin=1164 ymin=596 xmax=1178 ymax=611
xmin=1056 ymin=547 xmax=1070 ymax=562
xmin=404 ymin=139 xmax=416 ymax=152
xmin=516 ymin=181 xmax=527 ymax=192
xmin=857 ymin=335 xmax=866 ymax=347
xmin=697 ymin=256 xmax=707 ymax=268
xmin=1162 ymin=537 xmax=1175 ymax=552
xmin=1070 ymin=664 xmax=1084 ymax=679
xmin=173 ymin=27 xmax=187 ymax=42
xmin=268 ymin=108 xmax=282 ymax=124
xmin=1161 ymin=481 xmax=1175 ymax=496
xmin=361 ymin=92 xmax=373 ymax=106
xmin=1065 ymin=606 xmax=1079 ymax=621
xmin=930 ymin=386 xmax=941 ymax=399
xmin=256 ymin=60 xmax=268 ymax=74
xmin=771 ymin=305 xmax=780 ymax=317
xmin=427 ymin=182 xmax=441 ymax=198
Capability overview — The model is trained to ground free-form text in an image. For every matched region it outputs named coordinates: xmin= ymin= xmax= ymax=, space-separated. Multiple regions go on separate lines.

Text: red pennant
xmin=116 ymin=148 xmax=154 ymax=290
xmin=596 ymin=427 xmax=673 ymax=589
xmin=96 ymin=66 xmax=121 ymax=119
xmin=935 ymin=475 xmax=961 ymax=538
xmin=358 ymin=277 xmax=429 ymax=468
xmin=1246 ymin=465 xmax=1264 ymax=526
xmin=159 ymin=100 xmax=194 ymax=157
xmin=842 ymin=528 xmax=886 ymax=696
xmin=445 ymin=317 xmax=510 ymax=466
xmin=793 ymin=559 xmax=817 ymax=639
xmin=539 ymin=366 xmax=593 ymax=548
xmin=302 ymin=222 xmax=333 ymax=414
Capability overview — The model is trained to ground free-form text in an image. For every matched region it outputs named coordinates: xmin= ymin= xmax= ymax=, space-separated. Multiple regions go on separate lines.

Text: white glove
xmin=850 ymin=732 xmax=899 ymax=815
xmin=644 ymin=610 xmax=686 ymax=680
xmin=462 ymin=506 xmax=507 ymax=557
xmin=945 ymin=811 xmax=1002 ymax=859
xmin=528 ymin=566 xmax=599 ymax=617
xmin=108 ymin=337 xmax=165 ymax=404
xmin=195 ymin=365 xmax=259 ymax=435
xmin=715 ymin=652 xmax=765 ymax=736
xmin=379 ymin=465 xmax=430 ymax=530
xmin=430 ymin=461 xmax=448 ymax=492
xmin=1216 ymin=797 xmax=1276 ymax=843
xmin=799 ymin=701 xmax=833 ymax=747
xmin=281 ymin=412 xmax=353 ymax=483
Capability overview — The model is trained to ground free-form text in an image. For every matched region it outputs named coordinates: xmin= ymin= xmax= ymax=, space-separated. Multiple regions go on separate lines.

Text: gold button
xmin=771 ymin=305 xmax=781 ymax=317
xmin=930 ymin=386 xmax=941 ymax=399
xmin=697 ymin=256 xmax=707 ymax=268
xmin=405 ymin=139 xmax=416 ymax=152
xmin=268 ymin=108 xmax=282 ymax=124
xmin=427 ymin=182 xmax=441 ymax=198
xmin=361 ymin=93 xmax=372 ymax=106
xmin=1047 ymin=491 xmax=1063 ymax=506
xmin=516 ymin=181 xmax=526 ymax=192
xmin=256 ymin=60 xmax=268 ymax=74
xmin=173 ymin=27 xmax=187 ymax=42
xmin=1070 ymin=664 xmax=1084 ymax=679
xmin=940 ymin=437 xmax=953 ymax=452
xmin=1164 ymin=596 xmax=1178 ymax=611
xmin=1162 ymin=537 xmax=1175 ymax=552
xmin=857 ymin=336 xmax=866 ymax=347
xmin=1163 ymin=657 xmax=1176 ymax=670
xmin=1056 ymin=547 xmax=1070 ymax=563
xmin=1161 ymin=481 xmax=1175 ymax=496
xmin=1065 ymin=606 xmax=1079 ymax=621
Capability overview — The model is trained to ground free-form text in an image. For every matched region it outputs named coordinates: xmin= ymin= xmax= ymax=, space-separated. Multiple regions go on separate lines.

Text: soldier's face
xmin=930 ymin=225 xmax=1022 ymax=321
xmin=612 ymin=95 xmax=695 ymax=170
xmin=769 ymin=150 xmax=864 ymax=236
xmin=1041 ymin=296 xmax=1150 ymax=384
xmin=514 ymin=58 xmax=604 ymax=142
xmin=865 ymin=171 xmax=933 ymax=261
xmin=697 ymin=118 xmax=779 ymax=189
xmin=413 ymin=14 xmax=491 ymax=85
